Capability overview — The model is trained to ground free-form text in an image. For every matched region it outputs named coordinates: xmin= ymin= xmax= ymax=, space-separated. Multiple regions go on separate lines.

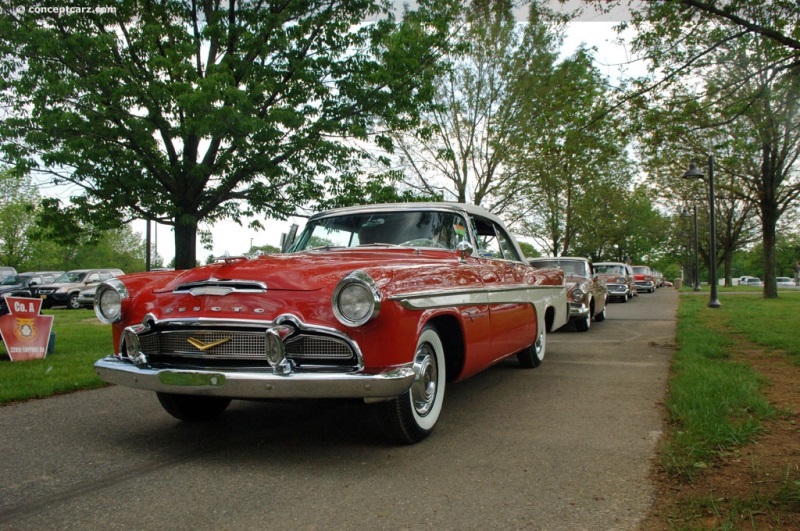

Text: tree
xmin=0 ymin=169 xmax=40 ymax=269
xmin=0 ymin=0 xmax=457 ymax=269
xmin=507 ymin=43 xmax=635 ymax=257
xmin=608 ymin=0 xmax=800 ymax=297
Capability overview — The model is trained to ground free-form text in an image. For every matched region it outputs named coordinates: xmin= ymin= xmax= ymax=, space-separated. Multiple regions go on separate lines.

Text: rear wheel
xmin=381 ymin=326 xmax=446 ymax=444
xmin=156 ymin=392 xmax=231 ymax=422
xmin=67 ymin=293 xmax=81 ymax=310
xmin=517 ymin=329 xmax=545 ymax=368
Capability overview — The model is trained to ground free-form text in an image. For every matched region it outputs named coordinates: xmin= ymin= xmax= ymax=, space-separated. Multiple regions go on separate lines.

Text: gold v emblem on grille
xmin=187 ymin=337 xmax=231 ymax=351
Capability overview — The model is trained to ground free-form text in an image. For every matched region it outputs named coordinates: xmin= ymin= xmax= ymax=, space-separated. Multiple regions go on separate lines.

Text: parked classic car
xmin=528 ymin=257 xmax=608 ymax=331
xmin=594 ymin=262 xmax=637 ymax=302
xmin=776 ymin=277 xmax=795 ymax=287
xmin=632 ymin=265 xmax=656 ymax=293
xmin=93 ymin=203 xmax=568 ymax=443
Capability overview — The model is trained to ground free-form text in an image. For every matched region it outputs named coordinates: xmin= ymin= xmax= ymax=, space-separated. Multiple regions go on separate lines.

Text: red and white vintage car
xmin=94 ymin=203 xmax=567 ymax=443
xmin=632 ymin=265 xmax=656 ymax=293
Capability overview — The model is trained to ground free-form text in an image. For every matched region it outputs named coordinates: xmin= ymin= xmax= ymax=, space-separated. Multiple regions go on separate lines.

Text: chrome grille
xmin=137 ymin=329 xmax=356 ymax=364
xmin=285 ymin=336 xmax=352 ymax=359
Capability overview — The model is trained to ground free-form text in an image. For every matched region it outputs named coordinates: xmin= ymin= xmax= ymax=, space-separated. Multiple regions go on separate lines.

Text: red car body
xmin=94 ymin=203 xmax=567 ymax=443
xmin=632 ymin=265 xmax=656 ymax=293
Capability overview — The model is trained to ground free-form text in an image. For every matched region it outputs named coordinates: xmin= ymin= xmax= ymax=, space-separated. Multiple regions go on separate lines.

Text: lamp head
xmin=683 ymin=161 xmax=704 ymax=179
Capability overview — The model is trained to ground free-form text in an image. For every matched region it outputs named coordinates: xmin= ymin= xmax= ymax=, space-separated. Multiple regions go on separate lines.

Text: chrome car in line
xmin=632 ymin=265 xmax=656 ymax=293
xmin=528 ymin=257 xmax=608 ymax=332
xmin=594 ymin=262 xmax=636 ymax=302
xmin=93 ymin=203 xmax=568 ymax=444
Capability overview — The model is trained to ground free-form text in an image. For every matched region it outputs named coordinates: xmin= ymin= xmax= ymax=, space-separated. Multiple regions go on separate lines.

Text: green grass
xmin=662 ymin=291 xmax=800 ymax=481
xmin=0 ymin=309 xmax=113 ymax=404
xmin=661 ymin=295 xmax=774 ymax=480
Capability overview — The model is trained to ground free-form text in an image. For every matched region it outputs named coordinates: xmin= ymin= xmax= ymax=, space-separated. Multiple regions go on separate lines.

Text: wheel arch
xmin=424 ymin=314 xmax=464 ymax=383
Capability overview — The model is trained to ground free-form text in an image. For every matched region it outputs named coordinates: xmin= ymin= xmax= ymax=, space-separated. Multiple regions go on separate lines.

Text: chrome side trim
xmin=94 ymin=356 xmax=415 ymax=400
xmin=392 ymin=284 xmax=564 ymax=310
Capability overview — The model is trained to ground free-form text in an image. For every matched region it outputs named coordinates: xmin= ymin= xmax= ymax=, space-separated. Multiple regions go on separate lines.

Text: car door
xmin=469 ymin=216 xmax=536 ymax=363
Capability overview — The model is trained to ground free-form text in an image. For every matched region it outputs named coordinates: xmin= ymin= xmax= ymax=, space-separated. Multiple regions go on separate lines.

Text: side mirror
xmin=456 ymin=241 xmax=473 ymax=262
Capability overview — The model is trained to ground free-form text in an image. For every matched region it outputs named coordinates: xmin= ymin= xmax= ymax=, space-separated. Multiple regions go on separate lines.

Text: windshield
xmin=632 ymin=267 xmax=650 ymax=274
xmin=54 ymin=271 xmax=87 ymax=283
xmin=530 ymin=259 xmax=588 ymax=277
xmin=289 ymin=211 xmax=470 ymax=252
xmin=595 ymin=264 xmax=625 ymax=275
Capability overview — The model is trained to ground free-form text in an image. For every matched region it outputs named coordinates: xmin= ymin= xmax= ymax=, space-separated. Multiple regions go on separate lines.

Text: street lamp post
xmin=680 ymin=205 xmax=701 ymax=291
xmin=683 ymin=155 xmax=721 ymax=308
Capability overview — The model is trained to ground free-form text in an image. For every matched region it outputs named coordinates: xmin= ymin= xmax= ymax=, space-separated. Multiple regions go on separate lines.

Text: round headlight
xmin=94 ymin=279 xmax=128 ymax=324
xmin=332 ymin=271 xmax=381 ymax=327
xmin=571 ymin=288 xmax=585 ymax=302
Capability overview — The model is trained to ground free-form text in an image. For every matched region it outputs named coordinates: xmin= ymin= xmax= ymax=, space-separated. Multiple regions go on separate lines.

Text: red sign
xmin=0 ymin=296 xmax=54 ymax=362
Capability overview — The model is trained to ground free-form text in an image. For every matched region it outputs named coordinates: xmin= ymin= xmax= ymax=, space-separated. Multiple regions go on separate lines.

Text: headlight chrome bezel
xmin=331 ymin=271 xmax=381 ymax=327
xmin=571 ymin=288 xmax=585 ymax=303
xmin=94 ymin=278 xmax=129 ymax=324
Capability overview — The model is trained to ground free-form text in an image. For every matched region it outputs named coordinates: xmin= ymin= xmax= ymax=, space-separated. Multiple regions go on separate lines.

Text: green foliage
xmin=626 ymin=0 xmax=800 ymax=296
xmin=0 ymin=169 xmax=40 ymax=268
xmin=0 ymin=0 xmax=459 ymax=269
xmin=518 ymin=241 xmax=539 ymax=259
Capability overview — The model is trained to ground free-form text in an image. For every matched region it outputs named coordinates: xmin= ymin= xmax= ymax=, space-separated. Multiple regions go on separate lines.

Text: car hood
xmin=0 ymin=284 xmax=24 ymax=293
xmin=150 ymin=249 xmax=479 ymax=295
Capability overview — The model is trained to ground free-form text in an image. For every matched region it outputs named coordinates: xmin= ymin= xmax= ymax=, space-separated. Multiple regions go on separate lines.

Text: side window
xmin=99 ymin=273 xmax=113 ymax=281
xmin=470 ymin=216 xmax=521 ymax=262
xmin=31 ymin=276 xmax=42 ymax=284
xmin=494 ymin=224 xmax=521 ymax=262
xmin=86 ymin=273 xmax=100 ymax=283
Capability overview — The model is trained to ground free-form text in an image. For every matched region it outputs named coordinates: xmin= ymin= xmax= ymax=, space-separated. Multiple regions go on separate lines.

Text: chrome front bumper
xmin=94 ymin=356 xmax=415 ymax=400
xmin=606 ymin=284 xmax=628 ymax=296
xmin=568 ymin=302 xmax=589 ymax=319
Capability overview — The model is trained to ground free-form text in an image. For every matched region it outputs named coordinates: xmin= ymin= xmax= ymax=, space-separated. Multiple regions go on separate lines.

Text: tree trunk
xmin=174 ymin=215 xmax=198 ymax=270
xmin=761 ymin=144 xmax=779 ymax=299
xmin=761 ymin=206 xmax=779 ymax=298
xmin=723 ymin=253 xmax=733 ymax=287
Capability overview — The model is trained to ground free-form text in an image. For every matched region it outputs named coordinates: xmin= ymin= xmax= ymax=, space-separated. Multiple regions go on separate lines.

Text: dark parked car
xmin=0 ymin=271 xmax=64 ymax=315
xmin=32 ymin=268 xmax=124 ymax=309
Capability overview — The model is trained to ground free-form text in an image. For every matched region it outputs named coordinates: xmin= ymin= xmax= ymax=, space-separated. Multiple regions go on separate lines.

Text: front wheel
xmin=575 ymin=305 xmax=591 ymax=331
xmin=156 ymin=392 xmax=231 ymax=422
xmin=594 ymin=302 xmax=606 ymax=322
xmin=381 ymin=326 xmax=446 ymax=444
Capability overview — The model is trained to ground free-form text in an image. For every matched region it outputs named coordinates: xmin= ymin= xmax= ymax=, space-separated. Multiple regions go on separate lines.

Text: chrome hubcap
xmin=534 ymin=332 xmax=544 ymax=358
xmin=410 ymin=344 xmax=437 ymax=416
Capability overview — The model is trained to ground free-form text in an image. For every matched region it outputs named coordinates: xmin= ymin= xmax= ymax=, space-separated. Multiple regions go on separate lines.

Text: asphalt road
xmin=0 ymin=287 xmax=677 ymax=531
